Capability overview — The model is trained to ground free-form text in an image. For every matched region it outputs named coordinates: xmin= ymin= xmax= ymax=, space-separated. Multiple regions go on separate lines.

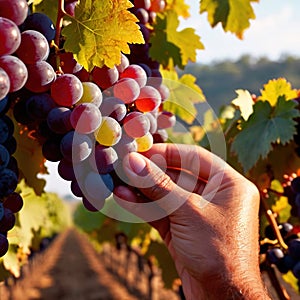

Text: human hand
xmin=113 ymin=143 xmax=270 ymax=300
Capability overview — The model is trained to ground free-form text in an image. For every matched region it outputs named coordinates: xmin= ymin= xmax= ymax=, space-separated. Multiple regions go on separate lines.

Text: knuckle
xmin=146 ymin=171 xmax=173 ymax=200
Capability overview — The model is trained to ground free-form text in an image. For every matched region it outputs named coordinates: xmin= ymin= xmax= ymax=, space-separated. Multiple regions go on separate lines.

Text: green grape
xmin=94 ymin=116 xmax=122 ymax=146
xmin=135 ymin=132 xmax=153 ymax=152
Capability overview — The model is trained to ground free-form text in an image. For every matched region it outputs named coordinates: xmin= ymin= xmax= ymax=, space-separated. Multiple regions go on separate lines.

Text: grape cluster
xmin=263 ymin=221 xmax=300 ymax=283
xmin=284 ymin=176 xmax=300 ymax=219
xmin=4 ymin=0 xmax=175 ymax=214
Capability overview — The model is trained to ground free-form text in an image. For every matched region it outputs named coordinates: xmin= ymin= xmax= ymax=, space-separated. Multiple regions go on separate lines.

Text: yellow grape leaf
xmin=282 ymin=272 xmax=299 ymax=293
xmin=33 ymin=0 xmax=58 ymax=24
xmin=200 ymin=0 xmax=256 ymax=39
xmin=258 ymin=78 xmax=298 ymax=106
xmin=161 ymin=67 xmax=205 ymax=124
xmin=3 ymin=245 xmax=20 ymax=278
xmin=62 ymin=0 xmax=144 ymax=71
xmin=231 ymin=89 xmax=254 ymax=121
xmin=166 ymin=0 xmax=190 ymax=18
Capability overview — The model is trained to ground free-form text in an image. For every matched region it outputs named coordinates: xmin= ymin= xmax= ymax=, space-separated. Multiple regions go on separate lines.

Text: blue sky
xmin=40 ymin=0 xmax=300 ymax=198
xmin=182 ymin=0 xmax=300 ymax=63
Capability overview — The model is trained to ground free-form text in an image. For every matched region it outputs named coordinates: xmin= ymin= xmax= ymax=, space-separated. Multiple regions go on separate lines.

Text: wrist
xmin=186 ymin=270 xmax=271 ymax=300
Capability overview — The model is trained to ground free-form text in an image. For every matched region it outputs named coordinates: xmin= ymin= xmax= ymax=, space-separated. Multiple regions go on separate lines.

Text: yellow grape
xmin=94 ymin=116 xmax=122 ymax=146
xmin=135 ymin=132 xmax=153 ymax=152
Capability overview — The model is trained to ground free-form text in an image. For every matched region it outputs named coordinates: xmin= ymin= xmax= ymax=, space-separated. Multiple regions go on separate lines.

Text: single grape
xmin=279 ymin=222 xmax=294 ymax=238
xmin=2 ymin=136 xmax=17 ymax=155
xmin=100 ymin=97 xmax=127 ymax=121
xmin=114 ymin=134 xmax=137 ymax=158
xmin=64 ymin=0 xmax=78 ymax=16
xmin=82 ymin=197 xmax=100 ymax=212
xmin=120 ymin=64 xmax=147 ymax=88
xmin=7 ymin=157 xmax=19 ymax=178
xmin=135 ymin=132 xmax=153 ymax=152
xmin=0 ymin=68 xmax=10 ymax=100
xmin=0 ymin=233 xmax=8 ymax=257
xmin=58 ymin=158 xmax=75 ymax=181
xmin=70 ymin=103 xmax=102 ymax=134
xmin=94 ymin=117 xmax=122 ymax=146
xmin=0 ymin=55 xmax=28 ymax=92
xmin=0 ymin=117 xmax=9 ymax=144
xmin=26 ymin=93 xmax=57 ymax=120
xmin=47 ymin=107 xmax=73 ymax=134
xmin=288 ymin=238 xmax=300 ymax=260
xmin=0 ymin=145 xmax=10 ymax=171
xmin=0 ymin=0 xmax=28 ymax=25
xmin=291 ymin=177 xmax=300 ymax=193
xmin=113 ymin=78 xmax=140 ymax=104
xmin=25 ymin=61 xmax=56 ymax=93
xmin=84 ymin=171 xmax=114 ymax=203
xmin=91 ymin=65 xmax=119 ymax=90
xmin=145 ymin=112 xmax=158 ymax=134
xmin=0 ymin=17 xmax=21 ymax=56
xmin=16 ymin=30 xmax=50 ymax=64
xmin=60 ymin=131 xmax=93 ymax=164
xmin=70 ymin=180 xmax=84 ymax=197
xmin=135 ymin=8 xmax=149 ymax=24
xmin=3 ymin=192 xmax=23 ymax=213
xmin=116 ymin=54 xmax=130 ymax=73
xmin=58 ymin=52 xmax=83 ymax=74
xmin=0 ymin=96 xmax=9 ymax=116
xmin=123 ymin=111 xmax=150 ymax=138
xmin=51 ymin=74 xmax=83 ymax=107
xmin=149 ymin=0 xmax=165 ymax=12
xmin=133 ymin=0 xmax=151 ymax=10
xmin=266 ymin=248 xmax=284 ymax=265
xmin=20 ymin=12 xmax=56 ymax=42
xmin=157 ymin=83 xmax=170 ymax=102
xmin=157 ymin=111 xmax=176 ymax=129
xmin=42 ymin=136 xmax=64 ymax=162
xmin=292 ymin=261 xmax=300 ymax=279
xmin=89 ymin=144 xmax=118 ymax=174
xmin=135 ymin=85 xmax=161 ymax=112
xmin=76 ymin=82 xmax=103 ymax=107
xmin=0 ymin=208 xmax=15 ymax=232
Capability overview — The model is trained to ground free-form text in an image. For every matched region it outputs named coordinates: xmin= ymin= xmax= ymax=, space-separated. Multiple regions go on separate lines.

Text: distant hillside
xmin=179 ymin=55 xmax=300 ymax=114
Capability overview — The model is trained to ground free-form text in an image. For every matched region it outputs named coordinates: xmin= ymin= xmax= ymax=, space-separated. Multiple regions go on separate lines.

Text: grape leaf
xmin=258 ymin=78 xmax=298 ymax=106
xmin=62 ymin=0 xmax=144 ymax=71
xmin=149 ymin=11 xmax=204 ymax=69
xmin=161 ymin=67 xmax=205 ymax=124
xmin=2 ymin=245 xmax=20 ymax=278
xmin=12 ymin=121 xmax=46 ymax=195
xmin=200 ymin=0 xmax=256 ymax=38
xmin=231 ymin=97 xmax=300 ymax=173
xmin=282 ymin=272 xmax=299 ymax=294
xmin=231 ymin=89 xmax=254 ymax=121
xmin=166 ymin=0 xmax=190 ymax=18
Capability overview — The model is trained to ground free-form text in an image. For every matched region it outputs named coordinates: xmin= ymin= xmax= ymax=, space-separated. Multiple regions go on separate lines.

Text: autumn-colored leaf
xmin=166 ymin=0 xmax=190 ymax=18
xmin=62 ymin=0 xmax=144 ymax=71
xmin=258 ymin=78 xmax=298 ymax=106
xmin=231 ymin=89 xmax=254 ymax=121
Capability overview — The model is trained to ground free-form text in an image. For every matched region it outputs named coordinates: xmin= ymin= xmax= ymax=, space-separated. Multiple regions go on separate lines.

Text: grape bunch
xmin=0 ymin=0 xmax=35 ymax=256
xmin=3 ymin=0 xmax=175 ymax=215
xmin=263 ymin=221 xmax=300 ymax=285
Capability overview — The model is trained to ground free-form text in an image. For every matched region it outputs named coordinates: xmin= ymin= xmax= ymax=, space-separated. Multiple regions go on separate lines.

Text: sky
xmin=182 ymin=0 xmax=300 ymax=64
xmin=40 ymin=0 xmax=300 ymax=198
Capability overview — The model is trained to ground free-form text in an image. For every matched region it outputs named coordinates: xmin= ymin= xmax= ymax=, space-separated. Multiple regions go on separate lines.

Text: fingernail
xmin=128 ymin=153 xmax=146 ymax=174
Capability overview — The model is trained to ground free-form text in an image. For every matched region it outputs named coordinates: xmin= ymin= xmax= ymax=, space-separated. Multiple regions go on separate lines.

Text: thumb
xmin=122 ymin=152 xmax=190 ymax=213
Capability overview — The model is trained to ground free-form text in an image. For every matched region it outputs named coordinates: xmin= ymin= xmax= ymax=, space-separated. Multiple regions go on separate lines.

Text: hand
xmin=113 ymin=143 xmax=270 ymax=300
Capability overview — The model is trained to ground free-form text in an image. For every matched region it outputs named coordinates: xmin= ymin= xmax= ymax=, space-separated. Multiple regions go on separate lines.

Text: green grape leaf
xmin=2 ymin=245 xmax=20 ymax=278
xmin=258 ymin=78 xmax=298 ymax=106
xmin=200 ymin=0 xmax=256 ymax=38
xmin=161 ymin=68 xmax=205 ymax=124
xmin=62 ymin=0 xmax=144 ymax=71
xmin=231 ymin=97 xmax=300 ymax=173
xmin=166 ymin=0 xmax=190 ymax=18
xmin=33 ymin=0 xmax=58 ymax=24
xmin=8 ymin=181 xmax=48 ymax=253
xmin=231 ymin=89 xmax=254 ymax=121
xmin=12 ymin=121 xmax=46 ymax=195
xmin=150 ymin=11 xmax=204 ymax=69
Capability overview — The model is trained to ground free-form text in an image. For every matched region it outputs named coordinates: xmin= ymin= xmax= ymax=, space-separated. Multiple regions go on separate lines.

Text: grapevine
xmin=0 ymin=0 xmax=298 ymax=299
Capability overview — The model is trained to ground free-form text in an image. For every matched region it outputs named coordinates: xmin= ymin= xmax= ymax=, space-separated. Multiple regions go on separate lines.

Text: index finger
xmin=143 ymin=143 xmax=228 ymax=181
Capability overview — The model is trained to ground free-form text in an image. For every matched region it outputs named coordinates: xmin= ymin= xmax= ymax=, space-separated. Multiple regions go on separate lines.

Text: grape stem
xmin=260 ymin=193 xmax=288 ymax=250
xmin=55 ymin=0 xmax=67 ymax=47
